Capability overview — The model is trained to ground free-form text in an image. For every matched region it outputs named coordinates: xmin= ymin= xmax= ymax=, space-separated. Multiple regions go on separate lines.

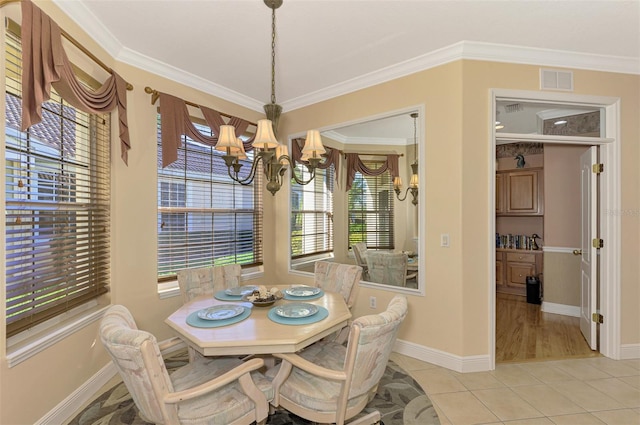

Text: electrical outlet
xmin=369 ymin=296 xmax=377 ymax=309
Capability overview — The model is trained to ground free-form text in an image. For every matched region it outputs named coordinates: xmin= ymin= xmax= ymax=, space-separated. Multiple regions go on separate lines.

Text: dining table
xmin=164 ymin=285 xmax=352 ymax=357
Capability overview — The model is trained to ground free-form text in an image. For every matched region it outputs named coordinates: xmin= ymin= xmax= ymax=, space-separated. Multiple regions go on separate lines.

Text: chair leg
xmin=347 ymin=410 xmax=381 ymax=425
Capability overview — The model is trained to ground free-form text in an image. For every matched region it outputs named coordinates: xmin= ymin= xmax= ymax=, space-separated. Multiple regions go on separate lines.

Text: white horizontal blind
xmin=290 ymin=164 xmax=334 ymax=258
xmin=348 ymin=162 xmax=394 ymax=250
xmin=157 ymin=120 xmax=263 ymax=280
xmin=4 ymin=25 xmax=111 ymax=337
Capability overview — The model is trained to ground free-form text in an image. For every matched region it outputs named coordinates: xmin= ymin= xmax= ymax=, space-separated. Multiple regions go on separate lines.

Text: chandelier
xmin=215 ymin=0 xmax=325 ymax=196
xmin=393 ymin=112 xmax=419 ymax=205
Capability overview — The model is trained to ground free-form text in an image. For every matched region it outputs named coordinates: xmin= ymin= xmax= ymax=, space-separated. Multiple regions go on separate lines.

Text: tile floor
xmin=390 ymin=353 xmax=640 ymax=425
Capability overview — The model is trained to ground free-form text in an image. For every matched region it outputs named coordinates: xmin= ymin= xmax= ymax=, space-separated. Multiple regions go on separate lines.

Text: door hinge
xmin=592 ymin=238 xmax=604 ymax=249
xmin=592 ymin=163 xmax=604 ymax=174
xmin=592 ymin=313 xmax=604 ymax=324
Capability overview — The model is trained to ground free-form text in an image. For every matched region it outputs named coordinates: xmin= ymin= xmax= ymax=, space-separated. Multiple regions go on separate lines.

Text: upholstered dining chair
xmin=314 ymin=261 xmax=363 ymax=344
xmin=366 ymin=251 xmax=415 ymax=287
xmin=177 ymin=264 xmax=243 ymax=361
xmin=176 ymin=263 xmax=242 ymax=303
xmin=351 ymin=242 xmax=369 ymax=279
xmin=313 ymin=261 xmax=362 ymax=309
xmin=268 ymin=295 xmax=408 ymax=425
xmin=99 ymin=305 xmax=272 ymax=425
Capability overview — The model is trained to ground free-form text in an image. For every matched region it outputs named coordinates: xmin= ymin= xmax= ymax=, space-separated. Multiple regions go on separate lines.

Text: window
xmin=290 ymin=163 xmax=334 ymax=259
xmin=348 ymin=162 xmax=394 ymax=250
xmin=4 ymin=26 xmax=110 ymax=338
xmin=157 ymin=120 xmax=263 ymax=280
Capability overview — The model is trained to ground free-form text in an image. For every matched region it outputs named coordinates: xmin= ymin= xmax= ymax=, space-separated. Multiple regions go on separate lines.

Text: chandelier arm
xmin=280 ymin=155 xmax=318 ymax=185
xmin=394 ymin=187 xmax=411 ymax=202
xmin=225 ymin=152 xmax=270 ymax=186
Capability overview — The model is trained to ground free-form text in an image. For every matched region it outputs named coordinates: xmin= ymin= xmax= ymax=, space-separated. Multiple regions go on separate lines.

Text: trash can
xmin=526 ymin=276 xmax=541 ymax=304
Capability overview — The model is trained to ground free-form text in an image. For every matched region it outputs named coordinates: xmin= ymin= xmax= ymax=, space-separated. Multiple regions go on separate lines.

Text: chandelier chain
xmin=413 ymin=115 xmax=417 ymax=160
xmin=270 ymin=6 xmax=277 ymax=105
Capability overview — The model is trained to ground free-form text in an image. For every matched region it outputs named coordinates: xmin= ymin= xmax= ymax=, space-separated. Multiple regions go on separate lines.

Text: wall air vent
xmin=540 ymin=68 xmax=574 ymax=91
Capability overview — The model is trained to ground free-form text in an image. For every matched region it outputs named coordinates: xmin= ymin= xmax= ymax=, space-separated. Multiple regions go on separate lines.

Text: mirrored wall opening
xmin=289 ymin=108 xmax=423 ymax=293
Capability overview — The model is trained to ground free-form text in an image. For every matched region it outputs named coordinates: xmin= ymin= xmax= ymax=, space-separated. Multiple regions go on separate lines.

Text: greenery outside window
xmin=156 ymin=119 xmax=263 ymax=280
xmin=290 ymin=163 xmax=334 ymax=259
xmin=4 ymin=27 xmax=110 ymax=338
xmin=348 ymin=161 xmax=394 ymax=250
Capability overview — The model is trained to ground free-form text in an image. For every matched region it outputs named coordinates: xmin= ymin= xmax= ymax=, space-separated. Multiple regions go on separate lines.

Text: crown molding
xmin=117 ymin=47 xmax=263 ymax=112
xmin=51 ymin=1 xmax=640 ymax=113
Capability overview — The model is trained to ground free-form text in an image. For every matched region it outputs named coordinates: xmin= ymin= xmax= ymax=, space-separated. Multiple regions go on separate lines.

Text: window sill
xmin=6 ymin=301 xmax=108 ymax=368
xmin=158 ymin=266 xmax=265 ymax=299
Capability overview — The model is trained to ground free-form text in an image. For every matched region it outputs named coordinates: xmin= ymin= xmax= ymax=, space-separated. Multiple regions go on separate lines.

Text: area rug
xmin=69 ymin=351 xmax=439 ymax=425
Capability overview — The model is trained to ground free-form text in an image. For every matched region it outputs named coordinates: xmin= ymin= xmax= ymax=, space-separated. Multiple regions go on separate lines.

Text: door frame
xmin=489 ymin=89 xmax=621 ymax=369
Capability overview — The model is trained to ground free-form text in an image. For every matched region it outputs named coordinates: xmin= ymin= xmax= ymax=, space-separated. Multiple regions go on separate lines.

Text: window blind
xmin=157 ymin=119 xmax=263 ymax=280
xmin=4 ymin=25 xmax=111 ymax=337
xmin=290 ymin=163 xmax=334 ymax=258
xmin=348 ymin=162 xmax=395 ymax=250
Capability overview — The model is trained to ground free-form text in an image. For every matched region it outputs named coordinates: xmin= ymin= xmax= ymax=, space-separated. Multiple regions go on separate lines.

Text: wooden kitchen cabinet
xmin=496 ymin=169 xmax=543 ymax=216
xmin=496 ymin=249 xmax=542 ymax=296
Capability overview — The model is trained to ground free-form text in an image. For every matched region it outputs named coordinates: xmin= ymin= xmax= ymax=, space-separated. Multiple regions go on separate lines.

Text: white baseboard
xmin=35 ymin=361 xmax=117 ymax=425
xmin=541 ymin=301 xmax=580 ymax=317
xmin=394 ymin=338 xmax=491 ymax=372
xmin=38 ymin=337 xmax=185 ymax=425
xmin=620 ymin=344 xmax=640 ymax=360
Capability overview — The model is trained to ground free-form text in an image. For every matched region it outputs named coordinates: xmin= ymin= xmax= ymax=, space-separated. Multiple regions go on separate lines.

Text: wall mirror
xmin=289 ymin=107 xmax=424 ymax=294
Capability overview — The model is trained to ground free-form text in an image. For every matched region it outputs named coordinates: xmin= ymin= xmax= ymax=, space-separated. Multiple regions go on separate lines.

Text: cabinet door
xmin=505 ymin=170 xmax=540 ymax=215
xmin=495 ymin=174 xmax=505 ymax=214
xmin=506 ymin=262 xmax=536 ymax=289
xmin=496 ymin=258 xmax=504 ymax=286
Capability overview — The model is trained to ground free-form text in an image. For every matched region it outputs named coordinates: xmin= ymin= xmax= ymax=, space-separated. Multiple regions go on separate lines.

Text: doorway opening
xmin=489 ymin=89 xmax=621 ymax=369
xmin=495 ymin=141 xmax=600 ymax=362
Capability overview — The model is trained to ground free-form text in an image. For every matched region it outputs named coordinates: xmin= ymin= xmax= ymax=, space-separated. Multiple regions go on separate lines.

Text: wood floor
xmin=496 ymin=293 xmax=599 ymax=363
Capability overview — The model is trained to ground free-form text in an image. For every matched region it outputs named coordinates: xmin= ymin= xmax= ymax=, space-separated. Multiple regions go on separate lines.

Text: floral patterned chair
xmin=268 ymin=295 xmax=408 ymax=425
xmin=314 ymin=261 xmax=363 ymax=344
xmin=366 ymin=251 xmax=415 ymax=287
xmin=313 ymin=261 xmax=362 ymax=309
xmin=176 ymin=263 xmax=242 ymax=303
xmin=177 ymin=264 xmax=242 ymax=361
xmin=99 ymin=305 xmax=272 ymax=425
xmin=351 ymin=243 xmax=369 ymax=279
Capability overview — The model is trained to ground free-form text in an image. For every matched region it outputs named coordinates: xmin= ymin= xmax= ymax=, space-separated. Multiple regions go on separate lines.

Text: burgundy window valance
xmin=20 ymin=0 xmax=131 ymax=164
xmin=158 ymin=92 xmax=256 ymax=168
xmin=291 ymin=138 xmax=341 ymax=188
xmin=345 ymin=152 xmax=399 ymax=191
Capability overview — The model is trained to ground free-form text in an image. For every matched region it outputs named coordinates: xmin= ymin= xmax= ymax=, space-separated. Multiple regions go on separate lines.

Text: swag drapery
xmin=20 ymin=0 xmax=131 ymax=164
xmin=344 ymin=152 xmax=400 ymax=190
xmin=158 ymin=92 xmax=256 ymax=168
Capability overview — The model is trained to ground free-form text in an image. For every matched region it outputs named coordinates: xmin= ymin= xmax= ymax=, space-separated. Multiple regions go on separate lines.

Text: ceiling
xmin=51 ymin=0 xmax=640 ymax=141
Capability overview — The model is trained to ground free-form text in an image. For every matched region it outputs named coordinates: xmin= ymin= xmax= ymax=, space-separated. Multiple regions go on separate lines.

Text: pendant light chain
xmin=413 ymin=115 xmax=417 ymax=160
xmin=270 ymin=6 xmax=277 ymax=105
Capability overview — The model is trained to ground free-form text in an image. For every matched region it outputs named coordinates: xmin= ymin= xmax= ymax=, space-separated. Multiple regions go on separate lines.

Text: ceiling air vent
xmin=540 ymin=68 xmax=573 ymax=91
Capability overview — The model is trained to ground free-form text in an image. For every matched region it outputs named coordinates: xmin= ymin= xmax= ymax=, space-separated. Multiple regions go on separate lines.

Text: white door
xmin=580 ymin=147 xmax=598 ymax=350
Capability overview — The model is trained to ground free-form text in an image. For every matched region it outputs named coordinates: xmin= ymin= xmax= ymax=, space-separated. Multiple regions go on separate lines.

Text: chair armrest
xmin=163 ymin=358 xmax=265 ymax=404
xmin=273 ymin=352 xmax=346 ymax=381
xmin=158 ymin=336 xmax=186 ymax=354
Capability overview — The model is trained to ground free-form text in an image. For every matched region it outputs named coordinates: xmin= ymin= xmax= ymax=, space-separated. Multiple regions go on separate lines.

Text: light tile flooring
xmin=390 ymin=353 xmax=640 ymax=425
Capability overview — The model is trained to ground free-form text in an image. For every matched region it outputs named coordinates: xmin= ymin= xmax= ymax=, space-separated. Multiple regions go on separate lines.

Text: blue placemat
xmin=267 ymin=305 xmax=329 ymax=325
xmin=282 ymin=288 xmax=325 ymax=301
xmin=214 ymin=290 xmax=243 ymax=301
xmin=186 ymin=305 xmax=251 ymax=328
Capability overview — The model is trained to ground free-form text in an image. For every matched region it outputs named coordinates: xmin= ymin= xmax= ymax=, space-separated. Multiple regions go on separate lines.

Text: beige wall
xmin=1 ymin=2 xmax=639 ymax=423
